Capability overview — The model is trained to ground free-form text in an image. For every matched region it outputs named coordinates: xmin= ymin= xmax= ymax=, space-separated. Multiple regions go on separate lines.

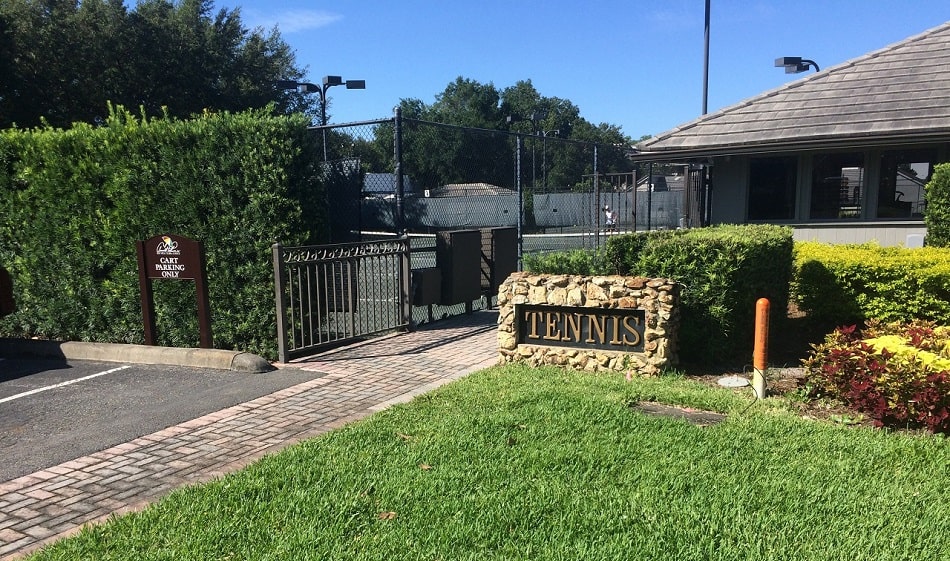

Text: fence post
xmin=394 ymin=107 xmax=404 ymax=235
xmin=400 ymin=235 xmax=412 ymax=330
xmin=516 ymin=135 xmax=523 ymax=270
xmin=272 ymin=241 xmax=289 ymax=364
xmin=647 ymin=162 xmax=654 ymax=231
xmin=594 ymin=144 xmax=600 ymax=248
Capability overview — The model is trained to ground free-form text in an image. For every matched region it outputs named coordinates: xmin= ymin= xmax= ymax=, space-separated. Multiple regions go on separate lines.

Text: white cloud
xmin=249 ymin=10 xmax=342 ymax=34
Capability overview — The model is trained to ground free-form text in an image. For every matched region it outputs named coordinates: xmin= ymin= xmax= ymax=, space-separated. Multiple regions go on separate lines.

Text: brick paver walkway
xmin=0 ymin=311 xmax=499 ymax=560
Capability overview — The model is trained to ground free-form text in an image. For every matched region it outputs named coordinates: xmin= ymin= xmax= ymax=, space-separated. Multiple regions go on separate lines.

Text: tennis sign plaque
xmin=516 ymin=304 xmax=645 ymax=352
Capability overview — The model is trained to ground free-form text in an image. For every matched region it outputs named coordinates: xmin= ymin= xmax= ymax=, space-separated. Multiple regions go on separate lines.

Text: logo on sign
xmin=156 ymin=236 xmax=180 ymax=255
xmin=152 ymin=235 xmax=186 ymax=278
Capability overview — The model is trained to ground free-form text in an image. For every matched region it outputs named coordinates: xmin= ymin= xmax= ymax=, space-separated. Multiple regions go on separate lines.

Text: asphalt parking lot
xmin=0 ymin=357 xmax=323 ymax=482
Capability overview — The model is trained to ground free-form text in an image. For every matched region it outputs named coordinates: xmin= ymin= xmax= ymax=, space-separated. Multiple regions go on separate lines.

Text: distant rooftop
xmin=425 ymin=183 xmax=514 ymax=197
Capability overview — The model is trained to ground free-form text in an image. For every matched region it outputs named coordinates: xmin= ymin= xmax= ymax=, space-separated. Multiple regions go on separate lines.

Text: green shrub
xmin=804 ymin=321 xmax=950 ymax=433
xmin=534 ymin=224 xmax=793 ymax=364
xmin=793 ymin=242 xmax=950 ymax=325
xmin=522 ymin=248 xmax=608 ymax=275
xmin=925 ymin=163 xmax=950 ymax=247
xmin=0 ymin=106 xmax=324 ymax=359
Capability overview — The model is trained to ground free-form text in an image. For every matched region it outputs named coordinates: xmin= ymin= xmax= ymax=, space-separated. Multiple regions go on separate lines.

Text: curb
xmin=0 ymin=339 xmax=274 ymax=373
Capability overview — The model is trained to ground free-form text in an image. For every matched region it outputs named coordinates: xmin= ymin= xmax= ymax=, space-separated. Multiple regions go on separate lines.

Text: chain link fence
xmin=296 ymin=111 xmax=694 ymax=327
xmin=314 ymin=111 xmax=687 ymax=258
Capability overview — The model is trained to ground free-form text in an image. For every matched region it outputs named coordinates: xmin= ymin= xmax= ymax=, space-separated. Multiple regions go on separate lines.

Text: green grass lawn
xmin=31 ymin=365 xmax=950 ymax=560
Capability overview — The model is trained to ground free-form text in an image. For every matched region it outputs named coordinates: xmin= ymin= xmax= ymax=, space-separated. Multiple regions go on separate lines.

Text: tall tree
xmin=374 ymin=76 xmax=633 ymax=192
xmin=427 ymin=77 xmax=503 ymax=128
xmin=500 ymin=79 xmax=633 ymax=190
xmin=0 ymin=0 xmax=312 ymax=128
xmin=398 ymin=78 xmax=512 ymax=189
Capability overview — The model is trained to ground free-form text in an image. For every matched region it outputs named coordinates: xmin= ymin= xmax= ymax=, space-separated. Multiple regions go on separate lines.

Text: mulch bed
xmin=680 ymin=309 xmax=879 ymax=429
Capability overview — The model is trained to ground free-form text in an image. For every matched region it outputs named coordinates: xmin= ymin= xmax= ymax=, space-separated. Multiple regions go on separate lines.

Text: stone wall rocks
xmin=497 ymin=272 xmax=680 ymax=375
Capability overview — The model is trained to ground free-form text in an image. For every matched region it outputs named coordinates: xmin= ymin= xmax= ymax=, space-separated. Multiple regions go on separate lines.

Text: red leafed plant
xmin=803 ymin=320 xmax=950 ymax=433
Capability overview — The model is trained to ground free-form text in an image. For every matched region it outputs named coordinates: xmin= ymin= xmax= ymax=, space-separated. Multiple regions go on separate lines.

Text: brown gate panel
xmin=273 ymin=237 xmax=410 ymax=362
xmin=480 ymin=227 xmax=517 ymax=294
xmin=436 ymin=229 xmax=482 ymax=306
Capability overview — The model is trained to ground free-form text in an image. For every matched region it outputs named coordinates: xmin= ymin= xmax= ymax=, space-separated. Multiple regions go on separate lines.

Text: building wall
xmin=792 ymin=223 xmax=926 ymax=246
xmin=706 ymin=148 xmax=941 ymax=246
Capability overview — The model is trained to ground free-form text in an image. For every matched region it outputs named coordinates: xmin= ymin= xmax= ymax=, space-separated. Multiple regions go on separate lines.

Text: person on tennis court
xmin=604 ymin=205 xmax=618 ymax=233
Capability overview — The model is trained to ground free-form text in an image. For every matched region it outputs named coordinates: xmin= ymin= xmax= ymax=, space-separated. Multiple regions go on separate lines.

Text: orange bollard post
xmin=752 ymin=298 xmax=770 ymax=398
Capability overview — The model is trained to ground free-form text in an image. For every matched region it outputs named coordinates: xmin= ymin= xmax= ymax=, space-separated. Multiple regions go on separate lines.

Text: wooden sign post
xmin=136 ymin=234 xmax=213 ymax=348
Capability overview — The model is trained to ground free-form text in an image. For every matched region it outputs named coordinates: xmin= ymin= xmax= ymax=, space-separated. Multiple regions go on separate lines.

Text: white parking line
xmin=0 ymin=365 xmax=132 ymax=404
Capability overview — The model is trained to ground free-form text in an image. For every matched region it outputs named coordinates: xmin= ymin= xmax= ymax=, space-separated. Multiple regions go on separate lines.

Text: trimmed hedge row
xmin=609 ymin=225 xmax=793 ymax=364
xmin=525 ymin=224 xmax=794 ymax=364
xmin=0 ymin=106 xmax=324 ymax=359
xmin=925 ymin=163 xmax=950 ymax=247
xmin=793 ymin=242 xmax=950 ymax=326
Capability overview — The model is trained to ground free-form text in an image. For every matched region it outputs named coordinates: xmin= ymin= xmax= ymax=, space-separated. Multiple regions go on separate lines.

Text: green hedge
xmin=925 ymin=163 xmax=950 ymax=247
xmin=522 ymin=248 xmax=608 ymax=276
xmin=607 ymin=225 xmax=793 ymax=364
xmin=0 ymin=106 xmax=324 ymax=359
xmin=793 ymin=242 xmax=950 ymax=325
xmin=523 ymin=225 xmax=792 ymax=364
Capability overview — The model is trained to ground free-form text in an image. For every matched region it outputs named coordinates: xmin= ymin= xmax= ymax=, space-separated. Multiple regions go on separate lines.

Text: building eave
xmin=628 ymin=130 xmax=950 ymax=162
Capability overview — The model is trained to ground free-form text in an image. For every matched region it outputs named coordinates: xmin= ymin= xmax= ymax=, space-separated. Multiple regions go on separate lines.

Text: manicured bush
xmin=925 ymin=163 xmax=950 ymax=247
xmin=529 ymin=224 xmax=793 ymax=364
xmin=522 ymin=248 xmax=608 ymax=276
xmin=804 ymin=321 xmax=950 ymax=433
xmin=0 ymin=106 xmax=324 ymax=359
xmin=793 ymin=242 xmax=950 ymax=325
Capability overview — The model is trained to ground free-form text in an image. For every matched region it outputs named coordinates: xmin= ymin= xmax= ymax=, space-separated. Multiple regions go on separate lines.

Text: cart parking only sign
xmin=136 ymin=234 xmax=212 ymax=348
xmin=143 ymin=235 xmax=201 ymax=279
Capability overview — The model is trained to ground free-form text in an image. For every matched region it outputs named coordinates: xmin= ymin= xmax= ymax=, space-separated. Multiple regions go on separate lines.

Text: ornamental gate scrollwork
xmin=272 ymin=237 xmax=411 ymax=362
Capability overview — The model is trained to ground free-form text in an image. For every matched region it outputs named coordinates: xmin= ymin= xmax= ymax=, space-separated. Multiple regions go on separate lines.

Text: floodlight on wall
xmin=774 ymin=56 xmax=820 ymax=73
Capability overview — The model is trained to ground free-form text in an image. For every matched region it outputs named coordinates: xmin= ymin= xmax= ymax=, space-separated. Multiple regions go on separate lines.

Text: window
xmin=748 ymin=156 xmax=797 ymax=220
xmin=809 ymin=153 xmax=865 ymax=219
xmin=877 ymin=149 xmax=934 ymax=219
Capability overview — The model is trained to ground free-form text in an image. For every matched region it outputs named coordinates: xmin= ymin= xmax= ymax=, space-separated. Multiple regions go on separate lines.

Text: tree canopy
xmin=390 ymin=77 xmax=634 ymax=191
xmin=0 ymin=0 xmax=314 ymax=128
xmin=400 ymin=76 xmax=632 ymax=148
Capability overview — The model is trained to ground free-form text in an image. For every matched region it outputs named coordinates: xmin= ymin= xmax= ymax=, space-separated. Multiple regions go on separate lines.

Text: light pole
xmin=278 ymin=75 xmax=366 ymax=159
xmin=541 ymin=129 xmax=559 ymax=191
xmin=507 ymin=111 xmax=547 ymax=189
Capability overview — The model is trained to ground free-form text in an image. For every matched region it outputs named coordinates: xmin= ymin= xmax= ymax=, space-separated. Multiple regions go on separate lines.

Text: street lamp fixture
xmin=507 ymin=112 xmax=550 ymax=189
xmin=774 ymin=56 xmax=820 ymax=73
xmin=278 ymin=75 xmax=366 ymax=126
xmin=279 ymin=75 xmax=366 ymax=159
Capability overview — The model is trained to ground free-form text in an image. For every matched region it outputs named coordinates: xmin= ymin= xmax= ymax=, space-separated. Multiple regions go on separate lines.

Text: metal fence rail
xmin=313 ymin=112 xmax=693 ymax=256
xmin=272 ymin=113 xmax=707 ymax=358
xmin=272 ymin=238 xmax=411 ymax=362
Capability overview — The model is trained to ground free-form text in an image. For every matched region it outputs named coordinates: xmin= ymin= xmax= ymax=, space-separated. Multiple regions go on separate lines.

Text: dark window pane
xmin=748 ymin=156 xmax=797 ymax=220
xmin=877 ymin=149 xmax=934 ymax=219
xmin=809 ymin=153 xmax=865 ymax=219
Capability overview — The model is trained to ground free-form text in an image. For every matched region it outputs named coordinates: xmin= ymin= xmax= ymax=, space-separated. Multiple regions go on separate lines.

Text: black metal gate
xmin=685 ymin=165 xmax=708 ymax=228
xmin=272 ymin=237 xmax=411 ymax=362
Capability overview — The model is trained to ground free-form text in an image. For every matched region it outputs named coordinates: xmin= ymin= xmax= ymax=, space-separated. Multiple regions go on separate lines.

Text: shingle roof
xmin=634 ymin=21 xmax=950 ymax=159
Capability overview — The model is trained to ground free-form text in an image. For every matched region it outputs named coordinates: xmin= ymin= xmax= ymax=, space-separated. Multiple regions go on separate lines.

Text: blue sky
xmin=226 ymin=0 xmax=950 ymax=140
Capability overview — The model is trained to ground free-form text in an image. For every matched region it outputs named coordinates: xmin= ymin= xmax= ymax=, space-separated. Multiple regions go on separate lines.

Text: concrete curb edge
xmin=0 ymin=339 xmax=274 ymax=373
